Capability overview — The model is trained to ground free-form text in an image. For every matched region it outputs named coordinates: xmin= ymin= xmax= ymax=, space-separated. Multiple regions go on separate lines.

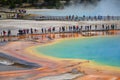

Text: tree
xmin=65 ymin=0 xmax=71 ymax=5
xmin=0 ymin=0 xmax=70 ymax=9
xmin=44 ymin=0 xmax=61 ymax=8
xmin=0 ymin=0 xmax=8 ymax=5
xmin=7 ymin=0 xmax=16 ymax=9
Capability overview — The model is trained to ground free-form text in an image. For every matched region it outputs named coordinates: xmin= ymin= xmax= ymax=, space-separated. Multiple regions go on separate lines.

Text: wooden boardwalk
xmin=0 ymin=29 xmax=119 ymax=43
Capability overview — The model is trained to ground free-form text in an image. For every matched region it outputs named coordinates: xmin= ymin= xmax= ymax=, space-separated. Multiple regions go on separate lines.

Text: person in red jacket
xmin=3 ymin=30 xmax=6 ymax=37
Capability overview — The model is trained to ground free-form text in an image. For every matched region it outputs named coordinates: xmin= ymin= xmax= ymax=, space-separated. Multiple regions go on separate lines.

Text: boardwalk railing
xmin=0 ymin=29 xmax=119 ymax=43
xmin=34 ymin=16 xmax=120 ymax=21
xmin=0 ymin=9 xmax=120 ymax=21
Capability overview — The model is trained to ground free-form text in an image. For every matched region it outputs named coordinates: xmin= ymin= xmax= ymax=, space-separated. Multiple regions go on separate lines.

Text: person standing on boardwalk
xmin=90 ymin=25 xmax=92 ymax=31
xmin=41 ymin=28 xmax=44 ymax=33
xmin=45 ymin=28 xmax=47 ymax=33
xmin=31 ymin=28 xmax=33 ymax=34
xmin=27 ymin=29 xmax=29 ymax=34
xmin=59 ymin=27 xmax=61 ymax=32
xmin=69 ymin=15 xmax=71 ymax=20
xmin=0 ymin=32 xmax=2 ymax=37
xmin=48 ymin=27 xmax=51 ymax=33
xmin=3 ymin=30 xmax=6 ymax=37
xmin=34 ymin=29 xmax=37 ymax=34
xmin=95 ymin=25 xmax=97 ymax=30
xmin=102 ymin=24 xmax=104 ymax=31
xmin=2 ymin=30 xmax=6 ymax=42
xmin=52 ymin=27 xmax=55 ymax=33
xmin=62 ymin=26 xmax=65 ymax=32
xmin=8 ymin=30 xmax=11 ymax=37
xmin=69 ymin=26 xmax=71 ymax=32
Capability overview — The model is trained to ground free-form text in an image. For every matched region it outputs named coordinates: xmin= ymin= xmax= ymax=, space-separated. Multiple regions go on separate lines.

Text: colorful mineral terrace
xmin=0 ymin=0 xmax=120 ymax=80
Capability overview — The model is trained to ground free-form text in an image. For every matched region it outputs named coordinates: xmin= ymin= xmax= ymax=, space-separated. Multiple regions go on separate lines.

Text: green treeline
xmin=0 ymin=0 xmax=70 ymax=9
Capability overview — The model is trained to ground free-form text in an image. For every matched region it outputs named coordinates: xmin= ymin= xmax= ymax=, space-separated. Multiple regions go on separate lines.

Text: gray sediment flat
xmin=0 ymin=52 xmax=40 ymax=71
xmin=0 ymin=64 xmax=28 ymax=71
xmin=38 ymin=73 xmax=84 ymax=80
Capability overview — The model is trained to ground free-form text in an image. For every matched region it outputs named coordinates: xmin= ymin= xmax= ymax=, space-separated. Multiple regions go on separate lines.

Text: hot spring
xmin=35 ymin=36 xmax=120 ymax=67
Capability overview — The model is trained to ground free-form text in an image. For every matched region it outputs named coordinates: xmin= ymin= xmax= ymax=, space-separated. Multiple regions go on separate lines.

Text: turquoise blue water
xmin=35 ymin=36 xmax=120 ymax=67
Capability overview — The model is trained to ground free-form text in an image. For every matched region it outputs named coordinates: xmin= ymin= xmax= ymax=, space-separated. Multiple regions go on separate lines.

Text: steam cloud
xmin=28 ymin=0 xmax=120 ymax=16
xmin=62 ymin=0 xmax=120 ymax=16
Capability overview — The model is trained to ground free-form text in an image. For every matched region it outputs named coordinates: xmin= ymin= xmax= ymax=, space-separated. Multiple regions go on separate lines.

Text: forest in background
xmin=0 ymin=0 xmax=70 ymax=9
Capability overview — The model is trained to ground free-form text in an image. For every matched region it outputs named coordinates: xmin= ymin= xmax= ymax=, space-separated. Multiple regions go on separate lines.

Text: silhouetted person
xmin=90 ymin=25 xmax=92 ymax=30
xmin=45 ymin=28 xmax=47 ymax=33
xmin=76 ymin=25 xmax=79 ymax=31
xmin=0 ymin=32 xmax=2 ymax=37
xmin=102 ymin=24 xmax=104 ymax=30
xmin=41 ymin=28 xmax=44 ymax=33
xmin=95 ymin=25 xmax=97 ymax=30
xmin=62 ymin=26 xmax=65 ymax=32
xmin=52 ymin=27 xmax=55 ymax=32
xmin=31 ymin=28 xmax=33 ymax=34
xmin=8 ymin=30 xmax=11 ymax=37
xmin=34 ymin=29 xmax=37 ymax=33
xmin=27 ymin=29 xmax=29 ymax=34
xmin=3 ymin=30 xmax=6 ymax=37
xmin=48 ymin=27 xmax=51 ymax=33
xmin=59 ymin=27 xmax=61 ymax=32
xmin=69 ymin=15 xmax=71 ymax=20
xmin=18 ymin=29 xmax=23 ymax=35
xmin=73 ymin=26 xmax=76 ymax=31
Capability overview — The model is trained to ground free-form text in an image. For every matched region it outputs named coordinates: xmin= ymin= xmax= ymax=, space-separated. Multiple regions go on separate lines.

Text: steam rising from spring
xmin=63 ymin=0 xmax=120 ymax=16
xmin=28 ymin=0 xmax=120 ymax=16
